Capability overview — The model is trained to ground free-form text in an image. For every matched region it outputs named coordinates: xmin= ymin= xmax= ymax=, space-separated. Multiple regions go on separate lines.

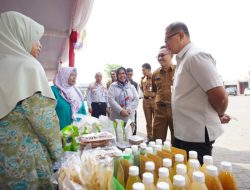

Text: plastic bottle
xmin=133 ymin=182 xmax=145 ymax=190
xmin=157 ymin=182 xmax=170 ymax=190
xmin=162 ymin=141 xmax=171 ymax=151
xmin=188 ymin=159 xmax=200 ymax=183
xmin=187 ymin=151 xmax=200 ymax=171
xmin=145 ymin=161 xmax=157 ymax=185
xmin=125 ymin=148 xmax=134 ymax=164
xmin=205 ymin=165 xmax=223 ymax=190
xmin=162 ymin=158 xmax=174 ymax=182
xmin=113 ymin=150 xmax=123 ymax=178
xmin=157 ymin=167 xmax=173 ymax=190
xmin=176 ymin=164 xmax=191 ymax=190
xmin=173 ymin=154 xmax=184 ymax=175
xmin=146 ymin=147 xmax=154 ymax=155
xmin=140 ymin=142 xmax=147 ymax=155
xmin=200 ymin=156 xmax=213 ymax=175
xmin=154 ymin=144 xmax=163 ymax=154
xmin=132 ymin=145 xmax=140 ymax=167
xmin=126 ymin=166 xmax=141 ymax=190
xmin=173 ymin=175 xmax=186 ymax=190
xmin=190 ymin=171 xmax=208 ymax=190
xmin=149 ymin=141 xmax=156 ymax=152
xmin=218 ymin=161 xmax=238 ymax=190
xmin=156 ymin=139 xmax=163 ymax=145
xmin=143 ymin=172 xmax=156 ymax=190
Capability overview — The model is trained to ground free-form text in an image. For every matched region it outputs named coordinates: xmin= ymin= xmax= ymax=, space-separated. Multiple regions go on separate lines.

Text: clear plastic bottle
xmin=146 ymin=147 xmax=154 ymax=156
xmin=125 ymin=148 xmax=134 ymax=164
xmin=133 ymin=182 xmax=145 ymax=190
xmin=190 ymin=171 xmax=208 ymax=190
xmin=157 ymin=182 xmax=170 ymax=190
xmin=156 ymin=139 xmax=163 ymax=145
xmin=176 ymin=164 xmax=191 ymax=190
xmin=187 ymin=151 xmax=200 ymax=171
xmin=143 ymin=172 xmax=156 ymax=190
xmin=173 ymin=175 xmax=186 ymax=190
xmin=162 ymin=158 xmax=174 ymax=182
xmin=162 ymin=141 xmax=171 ymax=151
xmin=140 ymin=142 xmax=147 ymax=155
xmin=126 ymin=166 xmax=141 ymax=190
xmin=113 ymin=150 xmax=123 ymax=178
xmin=200 ymin=155 xmax=213 ymax=175
xmin=157 ymin=167 xmax=173 ymax=190
xmin=218 ymin=161 xmax=238 ymax=190
xmin=205 ymin=165 xmax=223 ymax=190
xmin=188 ymin=159 xmax=200 ymax=183
xmin=154 ymin=144 xmax=163 ymax=154
xmin=145 ymin=161 xmax=157 ymax=185
xmin=132 ymin=145 xmax=140 ymax=167
xmin=173 ymin=154 xmax=184 ymax=175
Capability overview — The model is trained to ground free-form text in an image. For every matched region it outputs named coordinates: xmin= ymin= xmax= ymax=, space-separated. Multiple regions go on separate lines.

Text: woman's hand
xmin=120 ymin=109 xmax=130 ymax=117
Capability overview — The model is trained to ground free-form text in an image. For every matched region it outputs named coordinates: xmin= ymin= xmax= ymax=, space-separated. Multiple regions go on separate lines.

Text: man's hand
xmin=219 ymin=113 xmax=231 ymax=124
xmin=120 ymin=109 xmax=129 ymax=117
xmin=88 ymin=108 xmax=92 ymax=114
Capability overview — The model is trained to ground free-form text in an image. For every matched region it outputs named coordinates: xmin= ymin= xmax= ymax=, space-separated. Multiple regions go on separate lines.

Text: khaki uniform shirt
xmin=152 ymin=65 xmax=176 ymax=104
xmin=140 ymin=76 xmax=155 ymax=98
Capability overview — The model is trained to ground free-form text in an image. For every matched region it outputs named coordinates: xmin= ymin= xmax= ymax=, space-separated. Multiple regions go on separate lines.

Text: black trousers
xmin=173 ymin=127 xmax=215 ymax=165
xmin=91 ymin=102 xmax=107 ymax=118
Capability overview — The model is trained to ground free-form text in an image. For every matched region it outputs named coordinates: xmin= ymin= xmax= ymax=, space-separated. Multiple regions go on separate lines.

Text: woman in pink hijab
xmin=51 ymin=67 xmax=86 ymax=130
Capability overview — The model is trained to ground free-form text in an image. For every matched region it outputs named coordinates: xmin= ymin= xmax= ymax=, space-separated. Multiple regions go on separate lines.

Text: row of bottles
xmin=114 ymin=140 xmax=237 ymax=190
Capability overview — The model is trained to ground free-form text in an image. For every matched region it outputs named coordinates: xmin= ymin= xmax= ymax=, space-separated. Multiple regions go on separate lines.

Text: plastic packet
xmin=61 ymin=125 xmax=79 ymax=151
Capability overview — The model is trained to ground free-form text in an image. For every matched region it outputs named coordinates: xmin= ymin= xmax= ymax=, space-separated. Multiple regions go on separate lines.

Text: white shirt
xmin=87 ymin=82 xmax=108 ymax=108
xmin=172 ymin=43 xmax=224 ymax=142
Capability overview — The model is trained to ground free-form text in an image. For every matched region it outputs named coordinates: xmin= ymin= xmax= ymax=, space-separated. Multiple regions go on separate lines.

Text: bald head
xmin=95 ymin=72 xmax=102 ymax=83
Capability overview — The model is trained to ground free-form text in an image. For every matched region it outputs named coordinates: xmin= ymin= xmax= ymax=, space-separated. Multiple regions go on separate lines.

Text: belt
xmin=92 ymin=102 xmax=106 ymax=105
xmin=157 ymin=102 xmax=171 ymax=108
xmin=144 ymin=96 xmax=155 ymax=99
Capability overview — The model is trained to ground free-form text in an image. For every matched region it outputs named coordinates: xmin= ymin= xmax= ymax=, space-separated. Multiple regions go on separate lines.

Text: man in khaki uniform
xmin=152 ymin=46 xmax=175 ymax=144
xmin=140 ymin=63 xmax=155 ymax=141
xmin=106 ymin=70 xmax=117 ymax=89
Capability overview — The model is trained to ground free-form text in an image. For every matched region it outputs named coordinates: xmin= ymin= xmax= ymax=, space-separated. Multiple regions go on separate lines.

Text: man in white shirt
xmin=165 ymin=22 xmax=230 ymax=164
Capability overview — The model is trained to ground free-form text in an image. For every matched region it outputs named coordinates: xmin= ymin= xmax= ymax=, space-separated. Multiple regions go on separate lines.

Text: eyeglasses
xmin=165 ymin=32 xmax=179 ymax=42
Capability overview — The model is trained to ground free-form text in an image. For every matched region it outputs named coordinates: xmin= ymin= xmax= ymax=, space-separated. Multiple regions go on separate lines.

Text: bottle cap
xmin=159 ymin=167 xmax=169 ymax=178
xmin=129 ymin=166 xmax=139 ymax=176
xmin=131 ymin=145 xmax=139 ymax=152
xmin=176 ymin=164 xmax=187 ymax=175
xmin=125 ymin=148 xmax=132 ymax=154
xmin=189 ymin=151 xmax=198 ymax=159
xmin=220 ymin=161 xmax=232 ymax=172
xmin=163 ymin=158 xmax=172 ymax=168
xmin=175 ymin=154 xmax=184 ymax=162
xmin=133 ymin=182 xmax=145 ymax=190
xmin=114 ymin=150 xmax=123 ymax=157
xmin=203 ymin=155 xmax=213 ymax=165
xmin=173 ymin=175 xmax=185 ymax=187
xmin=189 ymin=159 xmax=200 ymax=169
xmin=143 ymin=172 xmax=154 ymax=184
xmin=156 ymin=139 xmax=163 ymax=145
xmin=157 ymin=182 xmax=169 ymax=190
xmin=149 ymin=141 xmax=156 ymax=148
xmin=193 ymin=171 xmax=205 ymax=183
xmin=146 ymin=147 xmax=153 ymax=154
xmin=163 ymin=141 xmax=171 ymax=150
xmin=123 ymin=153 xmax=131 ymax=160
xmin=155 ymin=144 xmax=162 ymax=151
xmin=140 ymin=142 xmax=147 ymax=149
xmin=145 ymin=161 xmax=155 ymax=171
xmin=206 ymin=165 xmax=218 ymax=176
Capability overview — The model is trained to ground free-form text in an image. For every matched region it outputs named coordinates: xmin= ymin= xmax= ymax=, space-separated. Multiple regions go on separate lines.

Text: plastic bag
xmin=61 ymin=125 xmax=79 ymax=151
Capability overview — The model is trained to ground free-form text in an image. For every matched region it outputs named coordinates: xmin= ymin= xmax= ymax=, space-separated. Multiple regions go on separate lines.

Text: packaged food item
xmin=61 ymin=125 xmax=79 ymax=151
xmin=128 ymin=135 xmax=145 ymax=145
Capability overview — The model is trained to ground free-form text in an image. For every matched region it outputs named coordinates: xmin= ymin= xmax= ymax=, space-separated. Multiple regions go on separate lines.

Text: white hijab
xmin=0 ymin=11 xmax=55 ymax=119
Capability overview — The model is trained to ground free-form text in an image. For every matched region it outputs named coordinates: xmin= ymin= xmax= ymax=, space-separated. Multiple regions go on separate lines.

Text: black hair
xmin=110 ymin=69 xmax=116 ymax=74
xmin=142 ymin=63 xmax=151 ymax=70
xmin=116 ymin=67 xmax=127 ymax=76
xmin=160 ymin=45 xmax=166 ymax=49
xmin=166 ymin=22 xmax=190 ymax=38
xmin=126 ymin=68 xmax=133 ymax=73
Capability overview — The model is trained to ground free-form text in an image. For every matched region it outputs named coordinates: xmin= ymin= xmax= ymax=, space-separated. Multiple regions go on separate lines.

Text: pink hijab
xmin=54 ymin=67 xmax=84 ymax=120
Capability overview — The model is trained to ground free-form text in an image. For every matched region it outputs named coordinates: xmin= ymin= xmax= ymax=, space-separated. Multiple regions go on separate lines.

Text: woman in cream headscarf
xmin=0 ymin=11 xmax=62 ymax=189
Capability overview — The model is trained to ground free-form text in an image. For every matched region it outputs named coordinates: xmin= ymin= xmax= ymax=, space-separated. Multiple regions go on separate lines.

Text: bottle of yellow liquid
xmin=190 ymin=171 xmax=208 ymax=190
xmin=218 ymin=161 xmax=238 ymax=190
xmin=126 ymin=166 xmax=141 ymax=190
xmin=157 ymin=182 xmax=170 ymax=190
xmin=149 ymin=141 xmax=156 ymax=150
xmin=143 ymin=172 xmax=156 ymax=190
xmin=157 ymin=167 xmax=173 ymax=190
xmin=146 ymin=147 xmax=154 ymax=156
xmin=145 ymin=161 xmax=157 ymax=185
xmin=176 ymin=164 xmax=191 ymax=190
xmin=200 ymin=155 xmax=213 ymax=175
xmin=133 ymin=182 xmax=145 ymax=190
xmin=163 ymin=158 xmax=174 ymax=182
xmin=188 ymin=159 xmax=200 ymax=183
xmin=187 ymin=151 xmax=200 ymax=171
xmin=173 ymin=154 xmax=184 ymax=175
xmin=154 ymin=144 xmax=163 ymax=154
xmin=173 ymin=175 xmax=186 ymax=190
xmin=162 ymin=141 xmax=171 ymax=151
xmin=205 ymin=165 xmax=223 ymax=190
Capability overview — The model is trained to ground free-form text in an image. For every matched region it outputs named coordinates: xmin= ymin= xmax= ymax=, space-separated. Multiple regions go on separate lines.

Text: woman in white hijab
xmin=0 ymin=11 xmax=62 ymax=189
